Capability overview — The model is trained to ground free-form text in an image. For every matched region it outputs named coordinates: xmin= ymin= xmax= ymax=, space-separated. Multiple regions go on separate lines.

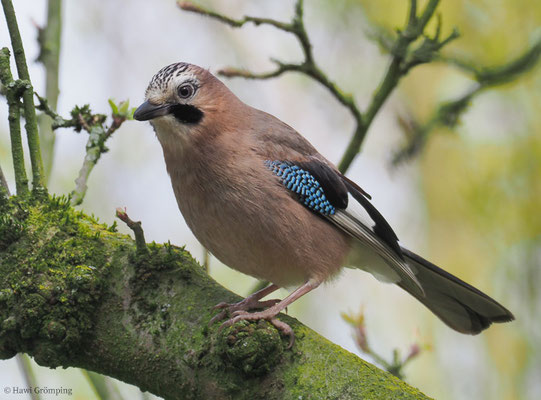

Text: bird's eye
xmin=178 ymin=83 xmax=195 ymax=99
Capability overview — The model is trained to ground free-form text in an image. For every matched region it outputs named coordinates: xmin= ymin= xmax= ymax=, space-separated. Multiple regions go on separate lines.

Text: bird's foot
xmin=220 ymin=310 xmax=295 ymax=348
xmin=209 ymin=297 xmax=280 ymax=325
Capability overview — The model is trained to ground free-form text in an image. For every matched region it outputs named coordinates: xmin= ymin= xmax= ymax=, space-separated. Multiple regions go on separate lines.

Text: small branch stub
xmin=115 ymin=207 xmax=149 ymax=256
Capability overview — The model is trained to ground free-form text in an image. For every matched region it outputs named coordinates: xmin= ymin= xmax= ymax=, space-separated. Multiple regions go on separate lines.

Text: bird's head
xmin=134 ymin=62 xmax=238 ymax=139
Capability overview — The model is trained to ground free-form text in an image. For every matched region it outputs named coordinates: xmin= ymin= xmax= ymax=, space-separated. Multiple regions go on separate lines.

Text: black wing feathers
xmin=400 ymin=247 xmax=514 ymax=334
xmin=291 ymin=159 xmax=402 ymax=258
xmin=343 ymin=180 xmax=402 ymax=258
xmin=339 ymin=173 xmax=372 ymax=199
xmin=295 ymin=160 xmax=349 ymax=209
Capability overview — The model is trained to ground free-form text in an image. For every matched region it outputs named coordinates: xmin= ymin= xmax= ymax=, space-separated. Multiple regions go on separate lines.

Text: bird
xmin=134 ymin=62 xmax=514 ymax=346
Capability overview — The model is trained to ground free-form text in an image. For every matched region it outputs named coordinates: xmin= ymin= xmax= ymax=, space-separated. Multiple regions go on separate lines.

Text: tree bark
xmin=0 ymin=193 xmax=430 ymax=400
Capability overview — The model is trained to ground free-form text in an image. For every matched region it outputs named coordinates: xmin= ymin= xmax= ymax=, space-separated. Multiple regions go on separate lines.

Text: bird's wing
xmin=264 ymin=158 xmax=423 ymax=296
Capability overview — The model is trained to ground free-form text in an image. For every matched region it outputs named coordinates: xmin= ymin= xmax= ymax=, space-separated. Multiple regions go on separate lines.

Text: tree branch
xmin=36 ymin=0 xmax=63 ymax=182
xmin=16 ymin=354 xmax=40 ymax=400
xmin=115 ymin=207 xmax=149 ymax=257
xmin=35 ymin=96 xmax=134 ymax=206
xmin=393 ymin=36 xmax=541 ymax=164
xmin=178 ymin=0 xmax=457 ymax=174
xmin=2 ymin=0 xmax=45 ymax=190
xmin=0 ymin=47 xmax=28 ymax=196
xmin=70 ymin=101 xmax=133 ymax=206
xmin=0 ymin=196 xmax=430 ymax=399
xmin=0 ymin=163 xmax=10 ymax=196
xmin=342 ymin=308 xmax=425 ymax=380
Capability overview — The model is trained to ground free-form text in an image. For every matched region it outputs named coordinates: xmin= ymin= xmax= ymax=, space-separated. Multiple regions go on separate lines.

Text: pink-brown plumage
xmin=153 ymin=76 xmax=351 ymax=288
xmin=134 ymin=62 xmax=514 ymax=344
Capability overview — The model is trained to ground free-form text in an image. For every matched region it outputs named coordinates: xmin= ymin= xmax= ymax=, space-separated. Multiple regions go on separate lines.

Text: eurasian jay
xmin=134 ymin=62 xmax=514 ymax=345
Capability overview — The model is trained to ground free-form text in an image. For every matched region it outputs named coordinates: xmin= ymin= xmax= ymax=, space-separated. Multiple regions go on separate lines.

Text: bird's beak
xmin=133 ymin=101 xmax=172 ymax=121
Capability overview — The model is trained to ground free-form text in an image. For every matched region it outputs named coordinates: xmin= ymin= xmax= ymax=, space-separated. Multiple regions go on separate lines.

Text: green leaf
xmin=118 ymin=100 xmax=130 ymax=115
xmin=126 ymin=107 xmax=137 ymax=121
xmin=108 ymin=99 xmax=118 ymax=115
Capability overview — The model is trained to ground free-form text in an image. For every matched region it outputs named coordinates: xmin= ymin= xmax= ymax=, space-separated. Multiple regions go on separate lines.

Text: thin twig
xmin=342 ymin=309 xmax=424 ymax=380
xmin=82 ymin=370 xmax=123 ymax=400
xmin=392 ymin=87 xmax=479 ymax=165
xmin=71 ymin=109 xmax=129 ymax=206
xmin=393 ymin=36 xmax=541 ymax=164
xmin=35 ymin=92 xmax=73 ymax=128
xmin=2 ymin=0 xmax=45 ymax=190
xmin=0 ymin=163 xmax=10 ymax=196
xmin=0 ymin=47 xmax=28 ymax=195
xmin=35 ymin=96 xmax=132 ymax=205
xmin=36 ymin=0 xmax=63 ymax=181
xmin=202 ymin=248 xmax=210 ymax=273
xmin=35 ymin=96 xmax=133 ymax=205
xmin=179 ymin=0 xmax=456 ymax=174
xmin=178 ymin=1 xmax=293 ymax=32
xmin=16 ymin=354 xmax=41 ymax=400
xmin=116 ymin=207 xmax=149 ymax=257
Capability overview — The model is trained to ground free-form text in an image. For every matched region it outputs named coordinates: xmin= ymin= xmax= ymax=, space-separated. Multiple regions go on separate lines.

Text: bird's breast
xmin=165 ymin=145 xmax=351 ymax=287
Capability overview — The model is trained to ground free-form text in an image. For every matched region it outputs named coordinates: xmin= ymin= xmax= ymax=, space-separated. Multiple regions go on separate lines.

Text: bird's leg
xmin=210 ymin=283 xmax=281 ymax=324
xmin=220 ymin=280 xmax=321 ymax=348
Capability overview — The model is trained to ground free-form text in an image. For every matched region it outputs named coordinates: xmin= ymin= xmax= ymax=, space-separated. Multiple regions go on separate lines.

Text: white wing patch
xmin=328 ymin=194 xmax=424 ymax=297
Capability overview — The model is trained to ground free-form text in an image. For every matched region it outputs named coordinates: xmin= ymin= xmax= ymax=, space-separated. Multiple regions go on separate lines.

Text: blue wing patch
xmin=265 ymin=160 xmax=336 ymax=215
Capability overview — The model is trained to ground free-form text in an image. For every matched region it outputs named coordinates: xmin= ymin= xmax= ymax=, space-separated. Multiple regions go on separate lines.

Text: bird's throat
xmin=170 ymin=104 xmax=204 ymax=124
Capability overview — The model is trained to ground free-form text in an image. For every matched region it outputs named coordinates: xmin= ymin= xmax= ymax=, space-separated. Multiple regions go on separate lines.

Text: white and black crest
xmin=146 ymin=62 xmax=193 ymax=95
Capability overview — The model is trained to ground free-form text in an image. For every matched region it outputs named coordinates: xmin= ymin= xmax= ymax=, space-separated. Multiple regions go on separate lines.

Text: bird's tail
xmin=399 ymin=247 xmax=514 ymax=334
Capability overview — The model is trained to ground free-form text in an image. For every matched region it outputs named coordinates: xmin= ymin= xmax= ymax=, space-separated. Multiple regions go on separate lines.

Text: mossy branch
xmin=0 ymin=47 xmax=28 ymax=196
xmin=0 ymin=196 xmax=430 ymax=399
xmin=178 ymin=0 xmax=456 ymax=173
xmin=393 ymin=36 xmax=541 ymax=164
xmin=0 ymin=164 xmax=10 ymax=196
xmin=2 ymin=0 xmax=45 ymax=190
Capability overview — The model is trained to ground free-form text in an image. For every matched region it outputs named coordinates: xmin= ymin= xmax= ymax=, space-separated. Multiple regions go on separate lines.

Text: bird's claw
xmin=209 ymin=310 xmax=228 ymax=325
xmin=209 ymin=298 xmax=281 ymax=325
xmin=212 ymin=302 xmax=230 ymax=311
xmin=230 ymin=310 xmax=249 ymax=318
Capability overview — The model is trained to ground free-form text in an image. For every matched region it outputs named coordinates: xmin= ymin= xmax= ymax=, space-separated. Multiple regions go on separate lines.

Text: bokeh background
xmin=1 ymin=1 xmax=540 ymax=399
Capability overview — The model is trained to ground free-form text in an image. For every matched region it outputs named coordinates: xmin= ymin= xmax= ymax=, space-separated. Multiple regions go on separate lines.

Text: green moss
xmin=0 ymin=194 xmax=111 ymax=367
xmin=216 ymin=320 xmax=283 ymax=377
xmin=277 ymin=323 xmax=430 ymax=400
xmin=0 ymin=193 xmax=430 ymax=399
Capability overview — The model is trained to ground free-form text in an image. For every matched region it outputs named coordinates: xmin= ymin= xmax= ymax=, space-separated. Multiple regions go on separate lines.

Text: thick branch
xmin=0 ymin=196 xmax=430 ymax=399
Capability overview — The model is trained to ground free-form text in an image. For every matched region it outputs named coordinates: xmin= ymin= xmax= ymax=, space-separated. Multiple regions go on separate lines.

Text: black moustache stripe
xmin=170 ymin=104 xmax=204 ymax=124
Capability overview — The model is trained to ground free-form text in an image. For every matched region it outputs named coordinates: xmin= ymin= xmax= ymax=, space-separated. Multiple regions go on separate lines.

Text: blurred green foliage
xmin=355 ymin=1 xmax=541 ymax=399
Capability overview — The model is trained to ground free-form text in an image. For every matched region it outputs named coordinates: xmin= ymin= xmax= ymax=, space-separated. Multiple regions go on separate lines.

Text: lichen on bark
xmin=0 ymin=193 xmax=430 ymax=399
xmin=0 ymin=194 xmax=111 ymax=364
